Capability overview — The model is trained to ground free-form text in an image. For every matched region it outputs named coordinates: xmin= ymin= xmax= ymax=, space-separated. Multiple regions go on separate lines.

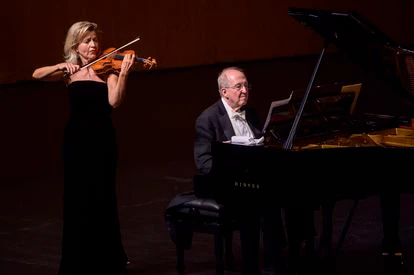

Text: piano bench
xmin=164 ymin=191 xmax=238 ymax=275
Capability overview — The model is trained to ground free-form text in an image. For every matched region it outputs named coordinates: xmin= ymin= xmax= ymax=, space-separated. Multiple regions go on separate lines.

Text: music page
xmin=262 ymin=91 xmax=293 ymax=133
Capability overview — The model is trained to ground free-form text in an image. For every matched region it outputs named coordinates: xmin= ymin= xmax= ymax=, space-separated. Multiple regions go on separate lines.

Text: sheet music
xmin=231 ymin=136 xmax=264 ymax=146
xmin=262 ymin=91 xmax=293 ymax=133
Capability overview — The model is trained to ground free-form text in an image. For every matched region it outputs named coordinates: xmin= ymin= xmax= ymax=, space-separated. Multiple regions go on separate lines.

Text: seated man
xmin=194 ymin=66 xmax=286 ymax=275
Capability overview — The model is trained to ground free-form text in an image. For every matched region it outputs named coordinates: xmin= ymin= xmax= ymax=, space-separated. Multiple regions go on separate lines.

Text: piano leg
xmin=261 ymin=208 xmax=287 ymax=273
xmin=380 ymin=192 xmax=403 ymax=265
xmin=284 ymin=207 xmax=316 ymax=274
xmin=320 ymin=200 xmax=335 ymax=274
xmin=335 ymin=199 xmax=360 ymax=259
xmin=319 ymin=194 xmax=403 ymax=273
xmin=238 ymin=206 xmax=261 ymax=275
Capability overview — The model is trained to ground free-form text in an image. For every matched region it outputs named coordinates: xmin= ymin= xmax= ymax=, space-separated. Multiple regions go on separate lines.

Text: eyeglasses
xmin=225 ymin=82 xmax=251 ymax=91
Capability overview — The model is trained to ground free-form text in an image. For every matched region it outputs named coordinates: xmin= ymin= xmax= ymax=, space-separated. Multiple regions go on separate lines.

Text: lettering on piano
xmin=234 ymin=181 xmax=260 ymax=189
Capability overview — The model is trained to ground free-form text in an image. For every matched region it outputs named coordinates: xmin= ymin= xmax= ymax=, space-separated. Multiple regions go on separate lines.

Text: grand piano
xmin=209 ymin=7 xmax=414 ymax=271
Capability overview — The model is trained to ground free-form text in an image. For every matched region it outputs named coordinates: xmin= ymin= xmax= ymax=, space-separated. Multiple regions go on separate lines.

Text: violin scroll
xmin=139 ymin=56 xmax=157 ymax=69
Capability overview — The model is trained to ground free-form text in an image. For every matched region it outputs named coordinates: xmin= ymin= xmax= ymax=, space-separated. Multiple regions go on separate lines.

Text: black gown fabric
xmin=58 ymin=81 xmax=127 ymax=275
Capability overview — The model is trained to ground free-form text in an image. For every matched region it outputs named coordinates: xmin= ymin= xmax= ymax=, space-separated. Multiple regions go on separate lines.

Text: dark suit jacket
xmin=166 ymin=99 xmax=262 ymax=212
xmin=194 ymin=99 xmax=263 ymax=175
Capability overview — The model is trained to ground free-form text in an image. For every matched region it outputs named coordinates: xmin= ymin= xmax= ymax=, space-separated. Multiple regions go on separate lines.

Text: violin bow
xmin=80 ymin=36 xmax=141 ymax=70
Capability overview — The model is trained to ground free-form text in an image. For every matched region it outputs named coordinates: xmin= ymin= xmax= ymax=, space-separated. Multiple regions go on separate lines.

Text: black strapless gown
xmin=58 ymin=81 xmax=127 ymax=275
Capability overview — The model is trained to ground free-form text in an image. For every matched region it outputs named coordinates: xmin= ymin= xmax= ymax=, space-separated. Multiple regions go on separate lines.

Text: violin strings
xmin=81 ymin=36 xmax=141 ymax=70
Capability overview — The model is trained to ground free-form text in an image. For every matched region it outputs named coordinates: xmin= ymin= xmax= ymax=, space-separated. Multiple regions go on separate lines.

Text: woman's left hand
xmin=119 ymin=53 xmax=135 ymax=75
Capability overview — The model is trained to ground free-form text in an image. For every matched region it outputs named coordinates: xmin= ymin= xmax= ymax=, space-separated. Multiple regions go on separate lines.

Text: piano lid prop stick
xmin=283 ymin=41 xmax=328 ymax=150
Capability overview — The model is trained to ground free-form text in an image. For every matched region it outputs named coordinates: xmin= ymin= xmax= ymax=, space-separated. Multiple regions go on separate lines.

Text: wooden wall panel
xmin=1 ymin=0 xmax=411 ymax=84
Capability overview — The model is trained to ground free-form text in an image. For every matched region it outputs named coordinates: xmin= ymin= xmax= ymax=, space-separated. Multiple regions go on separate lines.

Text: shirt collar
xmin=221 ymin=97 xmax=246 ymax=119
xmin=233 ymin=109 xmax=246 ymax=119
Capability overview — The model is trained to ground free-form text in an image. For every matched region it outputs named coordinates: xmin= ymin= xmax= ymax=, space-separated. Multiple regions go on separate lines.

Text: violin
xmin=80 ymin=36 xmax=157 ymax=75
xmin=90 ymin=47 xmax=157 ymax=75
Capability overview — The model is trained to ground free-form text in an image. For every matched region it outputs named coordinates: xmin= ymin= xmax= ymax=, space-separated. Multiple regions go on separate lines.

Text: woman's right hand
xmin=33 ymin=62 xmax=80 ymax=81
xmin=58 ymin=63 xmax=80 ymax=75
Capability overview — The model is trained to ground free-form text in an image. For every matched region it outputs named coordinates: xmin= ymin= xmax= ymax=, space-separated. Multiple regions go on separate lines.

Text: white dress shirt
xmin=221 ymin=97 xmax=254 ymax=138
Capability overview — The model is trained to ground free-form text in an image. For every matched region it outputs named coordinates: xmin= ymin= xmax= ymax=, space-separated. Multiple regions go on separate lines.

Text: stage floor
xmin=1 ymin=164 xmax=413 ymax=275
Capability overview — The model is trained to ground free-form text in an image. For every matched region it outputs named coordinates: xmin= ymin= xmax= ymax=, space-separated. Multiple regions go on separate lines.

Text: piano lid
xmin=287 ymin=7 xmax=409 ymax=74
xmin=287 ymin=7 xmax=400 ymax=51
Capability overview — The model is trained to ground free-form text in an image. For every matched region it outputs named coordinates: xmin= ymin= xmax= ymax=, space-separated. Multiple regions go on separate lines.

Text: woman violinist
xmin=32 ymin=21 xmax=132 ymax=275
xmin=32 ymin=21 xmax=136 ymax=107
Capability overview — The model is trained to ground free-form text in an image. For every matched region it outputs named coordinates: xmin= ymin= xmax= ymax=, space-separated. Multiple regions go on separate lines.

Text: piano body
xmin=211 ymin=7 xmax=414 ymax=204
xmin=209 ymin=7 xmax=414 ymax=266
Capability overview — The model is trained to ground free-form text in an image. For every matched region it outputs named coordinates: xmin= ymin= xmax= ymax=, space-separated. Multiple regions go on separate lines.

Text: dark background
xmin=1 ymin=1 xmax=414 ymax=274
xmin=2 ymin=1 xmax=413 ymax=84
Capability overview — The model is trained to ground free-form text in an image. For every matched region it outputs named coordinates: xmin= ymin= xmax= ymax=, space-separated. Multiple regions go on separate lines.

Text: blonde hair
xmin=63 ymin=21 xmax=99 ymax=64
